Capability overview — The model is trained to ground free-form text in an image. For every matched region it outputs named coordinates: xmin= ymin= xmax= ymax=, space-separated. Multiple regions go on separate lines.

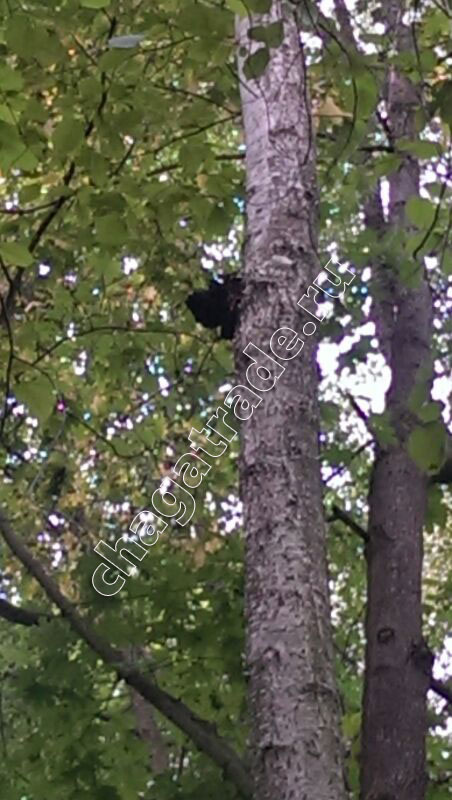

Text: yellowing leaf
xmin=143 ymin=286 xmax=158 ymax=304
xmin=196 ymin=173 xmax=208 ymax=190
xmin=193 ymin=545 xmax=206 ymax=568
xmin=315 ymin=96 xmax=352 ymax=124
xmin=205 ymin=537 xmax=223 ymax=554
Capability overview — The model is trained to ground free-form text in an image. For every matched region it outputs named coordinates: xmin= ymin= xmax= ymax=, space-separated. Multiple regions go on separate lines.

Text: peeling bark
xmin=234 ymin=5 xmax=346 ymax=799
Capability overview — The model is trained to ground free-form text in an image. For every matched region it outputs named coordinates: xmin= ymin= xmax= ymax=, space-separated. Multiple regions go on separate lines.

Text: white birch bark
xmin=234 ymin=5 xmax=347 ymax=798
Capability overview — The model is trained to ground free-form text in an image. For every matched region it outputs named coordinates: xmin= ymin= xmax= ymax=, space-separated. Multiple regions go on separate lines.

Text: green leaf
xmin=0 ymin=65 xmax=24 ymax=92
xmin=243 ymin=47 xmax=270 ymax=80
xmin=226 ymin=0 xmax=248 ymax=15
xmin=407 ymin=366 xmax=432 ymax=412
xmin=407 ymin=422 xmax=446 ymax=473
xmin=249 ymin=21 xmax=284 ymax=48
xmin=53 ymin=117 xmax=85 ymax=158
xmin=98 ymin=49 xmax=132 ymax=71
xmin=440 ymin=251 xmax=452 ymax=276
xmin=0 ymin=103 xmax=17 ymax=125
xmin=206 ymin=205 xmax=231 ymax=236
xmin=0 ymin=242 xmax=33 ymax=266
xmin=320 ymin=401 xmax=340 ymax=426
xmin=355 ymin=72 xmax=378 ymax=117
xmin=417 ymin=402 xmax=443 ymax=423
xmin=81 ymin=0 xmax=111 ymax=7
xmin=82 ymin=149 xmax=109 ymax=186
xmin=17 ymin=149 xmax=40 ymax=171
xmin=0 ymin=120 xmax=21 ymax=147
xmin=372 ymin=154 xmax=402 ymax=178
xmin=215 ymin=342 xmax=233 ymax=370
xmin=398 ymin=258 xmax=422 ymax=288
xmin=16 ymin=376 xmax=55 ymax=423
xmin=95 ymin=786 xmax=121 ymax=800
xmin=424 ymin=9 xmax=447 ymax=38
xmin=91 ymin=253 xmax=120 ymax=280
xmin=79 ymin=77 xmax=102 ymax=102
xmin=179 ymin=142 xmax=212 ymax=175
xmin=343 ymin=711 xmax=361 ymax=739
xmin=247 ymin=0 xmax=272 ymax=11
xmin=435 ymin=80 xmax=452 ymax=125
xmin=96 ymin=214 xmax=128 ymax=245
xmin=398 ymin=139 xmax=439 ymax=159
xmin=426 ymin=485 xmax=447 ymax=530
xmin=178 ymin=4 xmax=229 ymax=36
xmin=369 ymin=412 xmax=398 ymax=448
xmin=406 ymin=196 xmax=436 ymax=228
xmin=5 ymin=16 xmax=35 ymax=59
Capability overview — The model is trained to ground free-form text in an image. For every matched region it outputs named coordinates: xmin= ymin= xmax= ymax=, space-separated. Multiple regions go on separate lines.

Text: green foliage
xmin=246 ymin=0 xmax=272 ymax=13
xmin=248 ymin=21 xmax=284 ymax=48
xmin=0 ymin=1 xmax=449 ymax=798
xmin=0 ymin=242 xmax=33 ymax=266
xmin=406 ymin=196 xmax=437 ymax=229
xmin=243 ymin=46 xmax=270 ymax=79
xmin=408 ymin=423 xmax=447 ymax=474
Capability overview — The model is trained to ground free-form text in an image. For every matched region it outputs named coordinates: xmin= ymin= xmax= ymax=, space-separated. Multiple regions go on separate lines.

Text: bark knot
xmin=377 ymin=627 xmax=395 ymax=644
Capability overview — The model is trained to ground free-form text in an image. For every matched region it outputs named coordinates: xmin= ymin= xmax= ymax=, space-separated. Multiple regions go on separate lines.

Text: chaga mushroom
xmin=186 ymin=275 xmax=242 ymax=340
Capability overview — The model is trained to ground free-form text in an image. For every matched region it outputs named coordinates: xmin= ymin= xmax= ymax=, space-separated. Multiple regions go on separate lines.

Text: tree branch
xmin=333 ymin=0 xmax=356 ymax=45
xmin=430 ymin=678 xmax=452 ymax=706
xmin=0 ymin=509 xmax=251 ymax=798
xmin=328 ymin=504 xmax=369 ymax=543
xmin=0 ymin=289 xmax=15 ymax=439
xmin=0 ymin=598 xmax=50 ymax=627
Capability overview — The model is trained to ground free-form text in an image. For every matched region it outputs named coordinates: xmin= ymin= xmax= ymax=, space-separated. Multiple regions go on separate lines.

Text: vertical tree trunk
xmin=361 ymin=8 xmax=433 ymax=800
xmin=234 ymin=5 xmax=346 ymax=799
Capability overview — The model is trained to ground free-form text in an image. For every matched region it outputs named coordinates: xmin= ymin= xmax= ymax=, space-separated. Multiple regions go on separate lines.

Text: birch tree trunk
xmin=234 ymin=5 xmax=347 ymax=799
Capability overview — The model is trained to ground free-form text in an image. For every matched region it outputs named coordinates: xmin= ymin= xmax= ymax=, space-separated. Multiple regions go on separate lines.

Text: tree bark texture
xmin=235 ymin=6 xmax=347 ymax=800
xmin=361 ymin=7 xmax=434 ymax=800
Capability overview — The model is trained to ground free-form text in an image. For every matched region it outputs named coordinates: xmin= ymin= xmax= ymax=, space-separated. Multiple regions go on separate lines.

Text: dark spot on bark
xmin=377 ymin=627 xmax=395 ymax=644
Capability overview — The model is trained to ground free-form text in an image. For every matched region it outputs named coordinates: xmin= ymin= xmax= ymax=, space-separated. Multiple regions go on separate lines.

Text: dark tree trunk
xmin=361 ymin=8 xmax=434 ymax=800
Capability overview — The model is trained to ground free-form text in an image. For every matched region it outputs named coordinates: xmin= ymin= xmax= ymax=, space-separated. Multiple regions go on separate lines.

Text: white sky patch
xmin=123 ymin=256 xmax=139 ymax=275
xmin=74 ymin=350 xmax=88 ymax=376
